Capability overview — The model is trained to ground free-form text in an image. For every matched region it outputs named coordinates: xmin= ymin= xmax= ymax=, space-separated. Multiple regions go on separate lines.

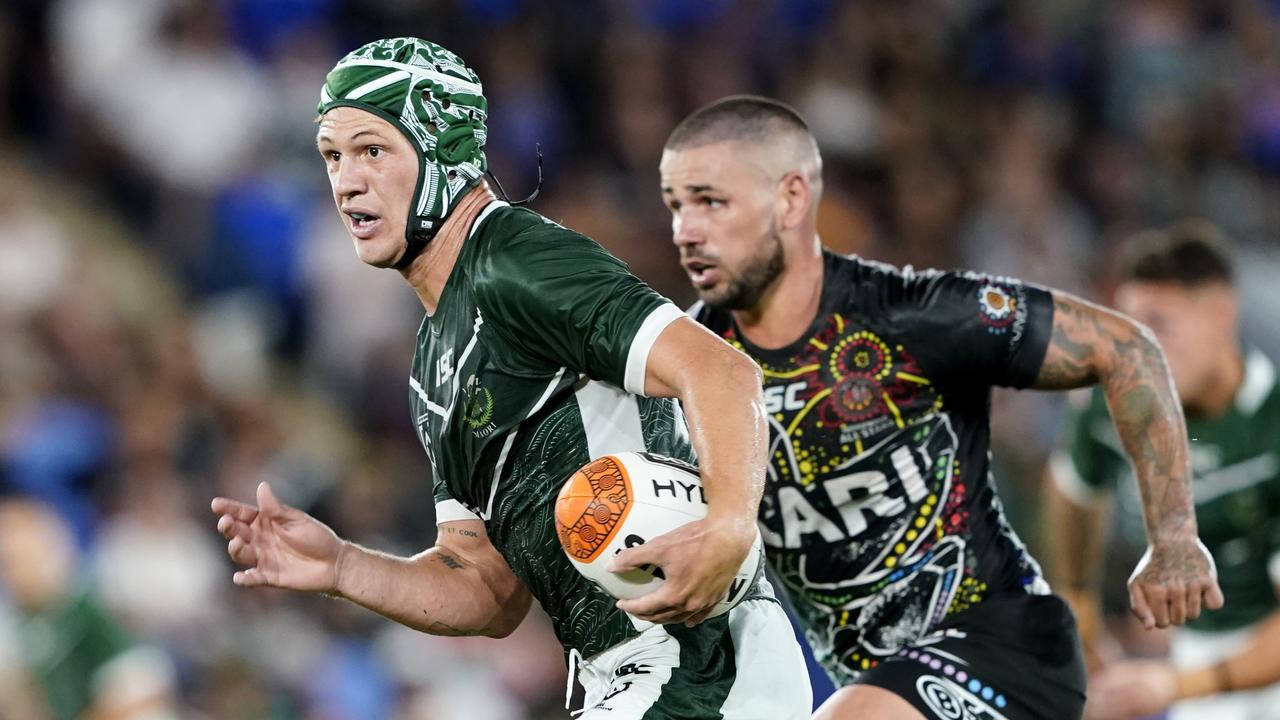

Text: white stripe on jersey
xmin=435 ymin=498 xmax=480 ymax=524
xmin=575 ymin=379 xmax=647 ymax=460
xmin=481 ymin=367 xmax=571 ymax=520
xmin=409 ymin=376 xmax=448 ymax=419
xmin=624 ymin=303 xmax=685 ymax=396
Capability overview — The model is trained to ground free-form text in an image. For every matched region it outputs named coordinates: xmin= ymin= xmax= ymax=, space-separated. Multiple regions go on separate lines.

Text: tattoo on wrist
xmin=442 ymin=526 xmax=480 ymax=538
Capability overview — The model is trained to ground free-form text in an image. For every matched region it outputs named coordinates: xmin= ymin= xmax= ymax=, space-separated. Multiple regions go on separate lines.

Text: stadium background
xmin=2 ymin=0 xmax=1279 ymax=718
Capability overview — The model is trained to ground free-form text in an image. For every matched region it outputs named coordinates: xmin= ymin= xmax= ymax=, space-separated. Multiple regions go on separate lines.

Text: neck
xmin=731 ymin=231 xmax=824 ymax=350
xmin=401 ymin=182 xmax=499 ymax=314
xmin=1186 ymin=347 xmax=1245 ymax=419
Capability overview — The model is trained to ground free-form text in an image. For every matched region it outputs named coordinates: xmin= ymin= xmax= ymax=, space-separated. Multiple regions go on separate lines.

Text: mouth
xmin=683 ymin=258 xmax=719 ymax=289
xmin=345 ymin=210 xmax=383 ymax=239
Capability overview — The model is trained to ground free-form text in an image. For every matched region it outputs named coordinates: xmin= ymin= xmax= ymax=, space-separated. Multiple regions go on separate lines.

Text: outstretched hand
xmin=1128 ymin=536 xmax=1224 ymax=629
xmin=609 ymin=515 xmax=754 ymax=626
xmin=211 ymin=482 xmax=347 ymax=593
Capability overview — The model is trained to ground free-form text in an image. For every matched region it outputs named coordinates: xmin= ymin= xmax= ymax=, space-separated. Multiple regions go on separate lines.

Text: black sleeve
xmin=890 ymin=269 xmax=1054 ymax=389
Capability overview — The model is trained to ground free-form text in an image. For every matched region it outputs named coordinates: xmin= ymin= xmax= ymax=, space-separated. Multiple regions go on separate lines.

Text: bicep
xmin=434 ymin=520 xmax=515 ymax=579
xmin=433 ymin=520 xmax=528 ymax=604
xmin=1032 ymin=290 xmax=1161 ymax=391
xmin=642 ymin=317 xmax=760 ymax=398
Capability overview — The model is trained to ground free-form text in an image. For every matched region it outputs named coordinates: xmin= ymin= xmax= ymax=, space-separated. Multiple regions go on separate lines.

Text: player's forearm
xmin=678 ymin=348 xmax=767 ymax=527
xmin=333 ymin=541 xmax=529 ymax=638
xmin=1035 ymin=294 xmax=1198 ymax=544
xmin=1097 ymin=327 xmax=1197 ymax=544
xmin=1176 ymin=610 xmax=1280 ymax=698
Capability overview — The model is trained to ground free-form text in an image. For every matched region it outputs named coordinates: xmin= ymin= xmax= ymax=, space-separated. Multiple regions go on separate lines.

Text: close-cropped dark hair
xmin=1117 ymin=220 xmax=1234 ymax=287
xmin=665 ymin=95 xmax=812 ymax=150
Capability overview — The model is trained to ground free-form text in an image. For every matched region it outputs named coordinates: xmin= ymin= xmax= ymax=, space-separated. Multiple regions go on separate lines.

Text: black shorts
xmin=855 ymin=593 xmax=1086 ymax=720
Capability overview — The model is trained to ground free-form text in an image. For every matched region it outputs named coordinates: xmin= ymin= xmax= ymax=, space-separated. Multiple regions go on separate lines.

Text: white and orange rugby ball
xmin=554 ymin=451 xmax=764 ymax=618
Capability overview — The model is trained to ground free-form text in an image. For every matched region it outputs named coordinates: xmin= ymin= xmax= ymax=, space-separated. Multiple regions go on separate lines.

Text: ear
xmin=774 ymin=171 xmax=813 ymax=232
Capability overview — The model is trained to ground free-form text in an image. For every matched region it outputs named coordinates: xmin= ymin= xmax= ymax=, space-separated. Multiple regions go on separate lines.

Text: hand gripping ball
xmin=554 ymin=451 xmax=764 ymax=618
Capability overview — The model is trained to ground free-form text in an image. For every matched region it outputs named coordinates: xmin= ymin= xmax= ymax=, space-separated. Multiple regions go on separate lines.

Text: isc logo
xmin=764 ymin=381 xmax=807 ymax=414
xmin=435 ymin=348 xmax=455 ymax=387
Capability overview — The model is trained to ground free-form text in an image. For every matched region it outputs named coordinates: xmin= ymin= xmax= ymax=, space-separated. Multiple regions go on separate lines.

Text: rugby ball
xmin=554 ymin=451 xmax=764 ymax=618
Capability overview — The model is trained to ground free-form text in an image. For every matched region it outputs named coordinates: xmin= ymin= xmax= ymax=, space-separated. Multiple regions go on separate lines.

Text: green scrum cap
xmin=319 ymin=38 xmax=488 ymax=268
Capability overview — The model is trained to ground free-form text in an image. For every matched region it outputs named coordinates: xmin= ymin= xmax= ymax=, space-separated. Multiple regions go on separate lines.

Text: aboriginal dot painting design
xmin=721 ymin=313 xmax=1006 ymax=683
xmin=903 ymin=647 xmax=1013 ymax=719
xmin=555 ymin=456 xmax=632 ymax=563
xmin=727 ymin=315 xmax=945 ymax=488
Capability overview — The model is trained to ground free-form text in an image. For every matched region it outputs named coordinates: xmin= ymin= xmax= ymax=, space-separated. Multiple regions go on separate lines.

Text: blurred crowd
xmin=1 ymin=0 xmax=1279 ymax=718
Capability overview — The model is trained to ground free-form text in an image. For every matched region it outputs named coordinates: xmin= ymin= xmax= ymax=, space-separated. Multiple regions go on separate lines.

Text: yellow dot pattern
xmin=884 ymin=492 xmax=940 ymax=567
xmin=948 ymin=577 xmax=989 ymax=615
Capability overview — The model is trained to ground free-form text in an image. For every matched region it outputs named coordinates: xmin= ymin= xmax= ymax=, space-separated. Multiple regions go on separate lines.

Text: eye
xmin=368 ymin=146 xmax=383 ymax=158
xmin=324 ymin=150 xmax=340 ymax=162
xmin=701 ymin=197 xmax=725 ymax=208
xmin=667 ymin=199 xmax=682 ymax=212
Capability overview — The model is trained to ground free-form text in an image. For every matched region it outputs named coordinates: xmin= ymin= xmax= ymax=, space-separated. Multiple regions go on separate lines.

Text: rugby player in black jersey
xmin=661 ymin=95 xmax=1225 ymax=720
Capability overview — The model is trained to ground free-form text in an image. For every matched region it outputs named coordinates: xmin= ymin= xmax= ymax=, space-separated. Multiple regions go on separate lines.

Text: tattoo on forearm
xmin=1036 ymin=299 xmax=1103 ymax=387
xmin=436 ymin=552 xmax=465 ymax=570
xmin=441 ymin=526 xmax=480 ymax=538
xmin=1038 ymin=294 xmax=1194 ymax=538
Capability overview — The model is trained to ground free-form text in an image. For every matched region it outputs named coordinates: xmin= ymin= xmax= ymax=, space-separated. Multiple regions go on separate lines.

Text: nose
xmin=671 ymin=209 xmax=703 ymax=250
xmin=333 ymin=157 xmax=367 ymax=199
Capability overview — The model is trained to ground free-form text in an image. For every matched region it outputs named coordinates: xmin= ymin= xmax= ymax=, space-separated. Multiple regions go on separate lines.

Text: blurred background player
xmin=1048 ymin=222 xmax=1280 ymax=720
xmin=665 ymin=95 xmax=1221 ymax=720
xmin=0 ymin=497 xmax=178 ymax=720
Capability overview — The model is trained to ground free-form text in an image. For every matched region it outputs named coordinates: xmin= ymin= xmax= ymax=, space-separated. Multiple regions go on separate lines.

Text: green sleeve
xmin=475 ymin=221 xmax=681 ymax=393
xmin=1052 ymin=388 xmax=1124 ymax=503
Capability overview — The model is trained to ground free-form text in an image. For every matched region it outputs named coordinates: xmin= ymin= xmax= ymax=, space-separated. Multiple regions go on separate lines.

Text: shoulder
xmin=472 ymin=207 xmax=624 ymax=293
xmin=829 ymin=252 xmax=955 ymax=310
xmin=829 ymin=252 xmax=962 ymax=299
xmin=474 ymin=205 xmax=597 ymax=257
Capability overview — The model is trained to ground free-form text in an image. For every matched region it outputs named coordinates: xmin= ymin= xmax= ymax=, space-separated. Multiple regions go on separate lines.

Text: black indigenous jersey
xmin=691 ymin=250 xmax=1055 ymax=685
xmin=409 ymin=201 xmax=696 ymax=658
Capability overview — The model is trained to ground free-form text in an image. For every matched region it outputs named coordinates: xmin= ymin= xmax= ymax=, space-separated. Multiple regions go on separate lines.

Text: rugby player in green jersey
xmin=664 ymin=96 xmax=1223 ymax=720
xmin=211 ymin=39 xmax=811 ymax=719
xmin=1048 ymin=223 xmax=1280 ymax=720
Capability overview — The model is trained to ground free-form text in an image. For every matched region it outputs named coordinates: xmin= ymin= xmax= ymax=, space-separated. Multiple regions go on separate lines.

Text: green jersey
xmin=14 ymin=589 xmax=133 ymax=720
xmin=1054 ymin=349 xmax=1280 ymax=631
xmin=408 ymin=201 xmax=696 ymax=657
